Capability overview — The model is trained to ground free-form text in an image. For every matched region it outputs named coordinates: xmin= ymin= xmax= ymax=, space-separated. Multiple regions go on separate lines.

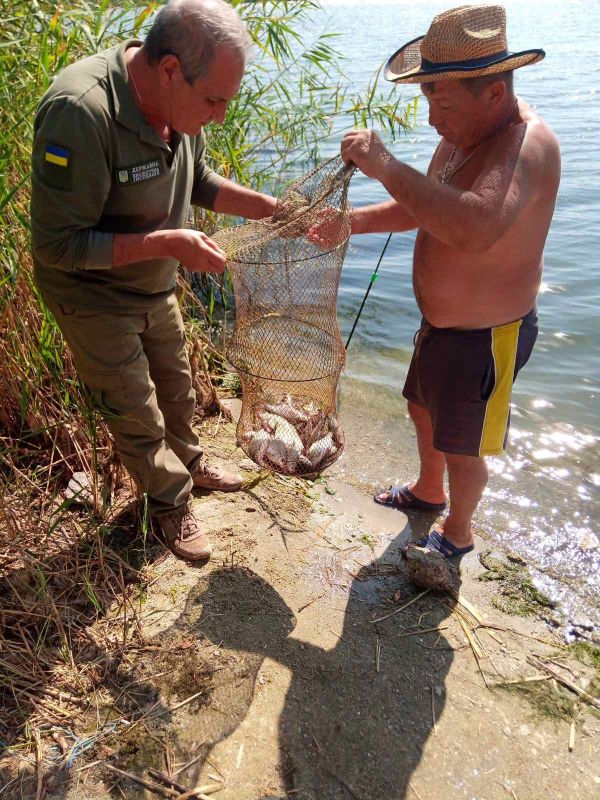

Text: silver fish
xmin=272 ymin=416 xmax=304 ymax=453
xmin=262 ymin=437 xmax=291 ymax=472
xmin=306 ymin=433 xmax=336 ymax=470
xmin=302 ymin=411 xmax=328 ymax=447
xmin=329 ymin=417 xmax=344 ymax=449
xmin=244 ymin=429 xmax=272 ymax=466
xmin=297 ymin=454 xmax=315 ymax=473
xmin=263 ymin=402 xmax=309 ymax=427
xmin=258 ymin=411 xmax=280 ymax=434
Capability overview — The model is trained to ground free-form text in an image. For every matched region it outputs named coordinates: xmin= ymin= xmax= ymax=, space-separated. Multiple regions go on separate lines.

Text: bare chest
xmin=431 ymin=141 xmax=487 ymax=192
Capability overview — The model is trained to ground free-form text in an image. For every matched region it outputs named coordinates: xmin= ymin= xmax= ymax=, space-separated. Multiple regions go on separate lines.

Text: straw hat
xmin=384 ymin=5 xmax=545 ymax=84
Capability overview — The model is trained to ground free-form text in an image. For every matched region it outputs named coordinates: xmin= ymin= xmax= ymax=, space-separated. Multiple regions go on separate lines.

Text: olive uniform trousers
xmin=44 ymin=292 xmax=203 ymax=517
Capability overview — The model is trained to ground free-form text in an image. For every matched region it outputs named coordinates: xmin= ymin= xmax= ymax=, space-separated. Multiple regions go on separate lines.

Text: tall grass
xmin=0 ymin=0 xmax=415 ymax=767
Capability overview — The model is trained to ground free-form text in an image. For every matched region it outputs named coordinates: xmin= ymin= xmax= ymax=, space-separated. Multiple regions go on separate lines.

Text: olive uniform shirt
xmin=31 ymin=40 xmax=224 ymax=311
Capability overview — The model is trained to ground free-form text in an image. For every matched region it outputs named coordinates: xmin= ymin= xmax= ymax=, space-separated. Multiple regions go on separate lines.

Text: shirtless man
xmin=326 ymin=5 xmax=560 ymax=556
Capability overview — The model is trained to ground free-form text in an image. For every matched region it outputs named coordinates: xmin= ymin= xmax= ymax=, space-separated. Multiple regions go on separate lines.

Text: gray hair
xmin=144 ymin=0 xmax=251 ymax=84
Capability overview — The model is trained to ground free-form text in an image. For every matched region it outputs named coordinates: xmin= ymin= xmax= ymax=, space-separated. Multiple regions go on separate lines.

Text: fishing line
xmin=345 ymin=232 xmax=393 ymax=350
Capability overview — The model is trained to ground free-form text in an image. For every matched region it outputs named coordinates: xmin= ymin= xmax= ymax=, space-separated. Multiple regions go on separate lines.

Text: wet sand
xmin=333 ymin=373 xmax=600 ymax=638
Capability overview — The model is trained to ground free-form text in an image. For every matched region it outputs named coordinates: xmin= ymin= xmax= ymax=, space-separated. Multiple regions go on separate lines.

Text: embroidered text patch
xmin=115 ymin=159 xmax=161 ymax=185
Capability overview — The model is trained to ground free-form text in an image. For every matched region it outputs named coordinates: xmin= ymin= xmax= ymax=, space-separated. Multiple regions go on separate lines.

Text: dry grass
xmin=0 ymin=254 xmax=226 ymax=794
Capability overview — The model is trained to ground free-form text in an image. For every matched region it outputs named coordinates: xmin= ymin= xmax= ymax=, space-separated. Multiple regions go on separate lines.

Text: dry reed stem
xmin=459 ymin=618 xmax=491 ymax=690
xmin=102 ymin=764 xmax=177 ymax=797
xmin=148 ymin=768 xmax=190 ymax=793
xmin=34 ymin=728 xmax=43 ymax=800
xmin=430 ymin=686 xmax=437 ymax=736
xmin=169 ymin=690 xmax=207 ymax=712
xmin=397 ymin=625 xmax=449 ymax=639
xmin=527 ymin=656 xmax=600 ymax=708
xmin=568 ymin=721 xmax=575 ymax=752
xmin=370 ymin=589 xmax=431 ymax=623
xmin=492 ymin=675 xmax=552 ymax=687
xmin=409 ymin=781 xmax=425 ymax=800
xmin=325 ymin=767 xmax=363 ymax=799
xmin=172 ymin=748 xmax=208 ymax=778
xmin=174 ymin=784 xmax=224 ymax=800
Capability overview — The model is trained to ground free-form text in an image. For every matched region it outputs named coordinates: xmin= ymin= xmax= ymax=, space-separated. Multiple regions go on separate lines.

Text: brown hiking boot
xmin=191 ymin=459 xmax=243 ymax=492
xmin=157 ymin=504 xmax=212 ymax=561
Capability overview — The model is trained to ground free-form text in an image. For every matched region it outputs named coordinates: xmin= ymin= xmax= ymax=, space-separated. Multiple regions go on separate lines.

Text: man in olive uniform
xmin=31 ymin=0 xmax=277 ymax=561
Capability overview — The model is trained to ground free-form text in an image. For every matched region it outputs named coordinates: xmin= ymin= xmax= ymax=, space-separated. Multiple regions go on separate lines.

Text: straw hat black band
xmin=383 ymin=5 xmax=545 ymax=85
xmin=420 ymin=49 xmax=510 ymax=73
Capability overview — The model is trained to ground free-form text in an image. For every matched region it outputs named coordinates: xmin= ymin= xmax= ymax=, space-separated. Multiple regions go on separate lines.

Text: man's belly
xmin=413 ymin=247 xmax=542 ymax=329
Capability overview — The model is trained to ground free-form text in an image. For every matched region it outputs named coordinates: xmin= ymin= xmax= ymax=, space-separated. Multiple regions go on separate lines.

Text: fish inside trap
xmin=243 ymin=392 xmax=344 ymax=476
xmin=212 ymin=156 xmax=355 ymax=477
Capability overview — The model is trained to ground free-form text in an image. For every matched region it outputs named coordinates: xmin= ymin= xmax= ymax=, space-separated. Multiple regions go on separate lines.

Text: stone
xmin=404 ymin=545 xmax=460 ymax=593
xmin=63 ymin=470 xmax=96 ymax=506
xmin=239 ymin=458 xmax=259 ymax=471
xmin=570 ymin=614 xmax=594 ymax=631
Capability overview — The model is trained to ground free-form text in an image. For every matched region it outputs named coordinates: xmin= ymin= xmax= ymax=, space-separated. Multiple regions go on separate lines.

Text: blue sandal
xmin=374 ymin=484 xmax=447 ymax=513
xmin=415 ymin=528 xmax=474 ymax=558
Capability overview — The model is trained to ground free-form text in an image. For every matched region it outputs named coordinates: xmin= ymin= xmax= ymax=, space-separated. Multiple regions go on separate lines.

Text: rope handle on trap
xmin=269 ymin=156 xmax=357 ymax=231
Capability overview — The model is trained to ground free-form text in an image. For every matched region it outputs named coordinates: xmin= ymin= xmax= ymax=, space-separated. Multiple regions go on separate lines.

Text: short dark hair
xmin=422 ymin=70 xmax=514 ymax=96
xmin=460 ymin=70 xmax=514 ymax=96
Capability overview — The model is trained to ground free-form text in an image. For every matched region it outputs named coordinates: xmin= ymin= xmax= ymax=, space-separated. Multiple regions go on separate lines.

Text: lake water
xmin=301 ymin=0 xmax=599 ymax=630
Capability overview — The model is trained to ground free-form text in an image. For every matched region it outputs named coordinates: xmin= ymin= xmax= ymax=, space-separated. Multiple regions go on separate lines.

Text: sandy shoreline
xmin=5 ymin=403 xmax=596 ymax=800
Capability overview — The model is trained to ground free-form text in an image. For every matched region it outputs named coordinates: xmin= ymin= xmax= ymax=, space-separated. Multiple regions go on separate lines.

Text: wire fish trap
xmin=213 ymin=156 xmax=355 ymax=476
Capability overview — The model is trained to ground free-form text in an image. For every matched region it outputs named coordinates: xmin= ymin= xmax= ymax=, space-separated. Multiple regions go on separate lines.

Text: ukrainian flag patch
xmin=45 ymin=143 xmax=70 ymax=167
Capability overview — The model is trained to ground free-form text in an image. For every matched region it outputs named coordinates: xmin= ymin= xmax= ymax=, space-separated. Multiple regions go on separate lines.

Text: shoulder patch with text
xmin=115 ymin=159 xmax=162 ymax=185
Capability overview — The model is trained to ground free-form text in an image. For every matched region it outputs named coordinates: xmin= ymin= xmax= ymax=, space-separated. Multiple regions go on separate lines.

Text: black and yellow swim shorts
xmin=402 ymin=308 xmax=538 ymax=457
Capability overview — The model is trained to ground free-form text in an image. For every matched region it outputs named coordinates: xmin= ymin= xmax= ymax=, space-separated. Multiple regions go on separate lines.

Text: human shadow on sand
xmin=171 ymin=519 xmax=457 ymax=800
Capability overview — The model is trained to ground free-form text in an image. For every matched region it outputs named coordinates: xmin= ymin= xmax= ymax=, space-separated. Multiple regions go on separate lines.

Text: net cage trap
xmin=212 ymin=156 xmax=355 ymax=477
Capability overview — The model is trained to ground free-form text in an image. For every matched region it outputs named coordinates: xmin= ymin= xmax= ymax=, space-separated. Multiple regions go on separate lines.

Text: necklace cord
xmin=438 ymin=98 xmax=519 ymax=185
xmin=127 ymin=59 xmax=144 ymax=107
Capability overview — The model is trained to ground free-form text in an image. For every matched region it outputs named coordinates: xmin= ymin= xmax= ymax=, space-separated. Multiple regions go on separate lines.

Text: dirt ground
xmin=5 ymin=408 xmax=599 ymax=800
